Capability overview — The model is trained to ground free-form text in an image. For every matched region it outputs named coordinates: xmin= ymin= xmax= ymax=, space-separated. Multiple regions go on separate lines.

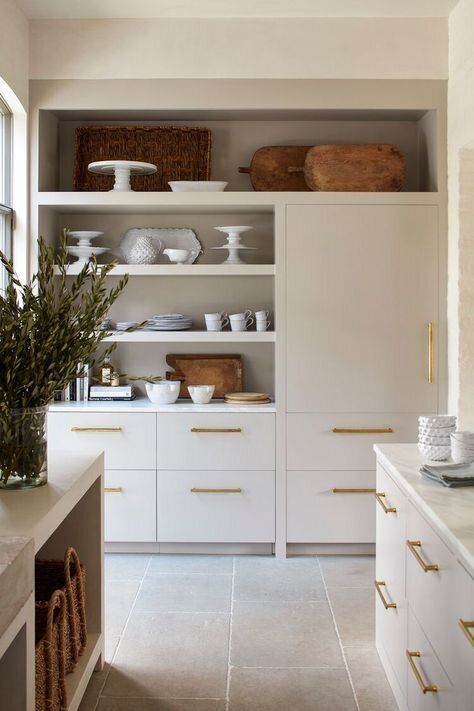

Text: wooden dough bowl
xmin=239 ymin=146 xmax=311 ymax=191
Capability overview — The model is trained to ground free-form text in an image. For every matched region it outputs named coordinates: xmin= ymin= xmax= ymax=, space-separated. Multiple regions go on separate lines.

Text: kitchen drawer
xmin=157 ymin=470 xmax=275 ymax=543
xmin=48 ymin=412 xmax=156 ymax=469
xmin=375 ymin=582 xmax=408 ymax=699
xmin=287 ymin=470 xmax=375 ymax=543
xmin=287 ymin=414 xmax=420 ymax=471
xmin=451 ymin=563 xmax=474 ymax=711
xmin=407 ymin=608 xmax=455 ymax=711
xmin=375 ymin=463 xmax=408 ymax=603
xmin=156 ymin=413 xmax=275 ymax=470
xmin=105 ymin=470 xmax=157 ymax=542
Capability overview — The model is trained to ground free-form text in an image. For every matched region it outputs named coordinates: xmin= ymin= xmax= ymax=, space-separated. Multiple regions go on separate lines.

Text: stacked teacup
xmin=418 ymin=415 xmax=456 ymax=461
xmin=229 ymin=310 xmax=254 ymax=332
xmin=450 ymin=431 xmax=474 ymax=464
xmin=205 ymin=312 xmax=229 ymax=332
xmin=255 ymin=310 xmax=270 ymax=332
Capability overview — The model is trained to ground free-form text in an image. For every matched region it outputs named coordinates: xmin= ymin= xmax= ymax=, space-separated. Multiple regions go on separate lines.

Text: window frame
xmin=0 ymin=94 xmax=13 ymax=283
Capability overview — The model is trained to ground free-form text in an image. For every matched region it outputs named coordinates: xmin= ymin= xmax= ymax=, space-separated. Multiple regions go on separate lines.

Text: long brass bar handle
xmin=332 ymin=428 xmax=393 ymax=434
xmin=71 ymin=427 xmax=122 ymax=433
xmin=374 ymin=492 xmax=397 ymax=514
xmin=374 ymin=580 xmax=397 ymax=609
xmin=459 ymin=619 xmax=474 ymax=647
xmin=407 ymin=540 xmax=439 ymax=572
xmin=190 ymin=487 xmax=242 ymax=494
xmin=333 ymin=488 xmax=376 ymax=494
xmin=104 ymin=487 xmax=123 ymax=493
xmin=190 ymin=427 xmax=242 ymax=433
xmin=406 ymin=651 xmax=438 ymax=694
xmin=428 ymin=322 xmax=434 ymax=384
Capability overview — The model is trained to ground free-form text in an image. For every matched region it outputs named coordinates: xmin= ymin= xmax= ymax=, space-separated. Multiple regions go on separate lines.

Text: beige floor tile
xmin=103 ymin=611 xmax=229 ymax=699
xmin=79 ymin=670 xmax=106 ymax=711
xmin=328 ymin=587 xmax=375 ymax=647
xmin=147 ymin=555 xmax=233 ymax=575
xmin=134 ymin=573 xmax=232 ymax=613
xmin=105 ymin=635 xmax=120 ymax=664
xmin=234 ymin=556 xmax=326 ymax=602
xmin=345 ymin=646 xmax=398 ymax=711
xmin=105 ymin=553 xmax=151 ymax=581
xmin=231 ymin=601 xmax=344 ymax=668
xmin=97 ymin=699 xmax=226 ymax=710
xmin=228 ymin=667 xmax=357 ymax=711
xmin=105 ymin=580 xmax=140 ymax=636
xmin=319 ymin=556 xmax=375 ymax=588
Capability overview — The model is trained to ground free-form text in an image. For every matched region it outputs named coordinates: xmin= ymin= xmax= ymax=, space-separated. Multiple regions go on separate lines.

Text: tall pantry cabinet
xmin=286 ymin=204 xmax=439 ymax=545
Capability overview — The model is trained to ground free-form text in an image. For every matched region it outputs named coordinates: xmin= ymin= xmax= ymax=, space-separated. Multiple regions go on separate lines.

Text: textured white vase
xmin=127 ymin=235 xmax=159 ymax=265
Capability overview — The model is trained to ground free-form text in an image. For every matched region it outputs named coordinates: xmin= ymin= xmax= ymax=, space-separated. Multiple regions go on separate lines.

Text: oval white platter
xmin=120 ymin=228 xmax=202 ymax=265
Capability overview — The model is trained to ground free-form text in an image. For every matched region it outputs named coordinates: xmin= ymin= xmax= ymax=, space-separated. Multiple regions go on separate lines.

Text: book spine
xmin=88 ymin=397 xmax=135 ymax=401
xmin=64 ymin=384 xmax=70 ymax=402
xmin=83 ymin=364 xmax=90 ymax=401
xmin=76 ymin=363 xmax=82 ymax=402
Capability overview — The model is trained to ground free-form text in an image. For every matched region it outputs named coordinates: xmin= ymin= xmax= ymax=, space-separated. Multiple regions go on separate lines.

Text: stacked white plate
xmin=450 ymin=431 xmax=474 ymax=464
xmin=418 ymin=415 xmax=456 ymax=460
xmin=145 ymin=314 xmax=193 ymax=331
xmin=115 ymin=321 xmax=138 ymax=331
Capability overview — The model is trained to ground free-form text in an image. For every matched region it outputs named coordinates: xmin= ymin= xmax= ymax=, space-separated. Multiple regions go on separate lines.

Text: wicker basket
xmin=35 ymin=547 xmax=87 ymax=674
xmin=35 ymin=588 xmax=67 ymax=711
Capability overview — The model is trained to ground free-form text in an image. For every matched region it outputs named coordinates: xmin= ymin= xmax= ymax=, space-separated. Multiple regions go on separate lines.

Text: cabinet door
xmin=287 ymin=204 xmax=438 ymax=412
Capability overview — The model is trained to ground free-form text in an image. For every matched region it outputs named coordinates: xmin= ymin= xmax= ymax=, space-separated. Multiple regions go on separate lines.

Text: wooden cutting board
xmin=300 ymin=144 xmax=405 ymax=192
xmin=239 ymin=146 xmax=311 ymax=191
xmin=166 ymin=354 xmax=243 ymax=399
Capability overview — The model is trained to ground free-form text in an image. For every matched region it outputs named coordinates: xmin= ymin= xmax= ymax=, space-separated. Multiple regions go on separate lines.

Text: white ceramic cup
xmin=163 ymin=248 xmax=190 ymax=264
xmin=206 ymin=318 xmax=229 ymax=331
xmin=255 ymin=310 xmax=270 ymax=320
xmin=188 ymin=384 xmax=215 ymax=404
xmin=230 ymin=310 xmax=252 ymax=321
xmin=205 ymin=312 xmax=227 ymax=320
xmin=256 ymin=320 xmax=270 ymax=331
xmin=230 ymin=316 xmax=254 ymax=331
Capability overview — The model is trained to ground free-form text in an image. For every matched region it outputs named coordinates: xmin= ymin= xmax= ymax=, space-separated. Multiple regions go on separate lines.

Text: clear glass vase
xmin=0 ymin=406 xmax=48 ymax=490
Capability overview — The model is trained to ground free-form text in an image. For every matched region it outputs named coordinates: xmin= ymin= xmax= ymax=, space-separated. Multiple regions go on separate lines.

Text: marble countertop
xmin=374 ymin=444 xmax=474 ymax=576
xmin=0 ymin=536 xmax=34 ymax=641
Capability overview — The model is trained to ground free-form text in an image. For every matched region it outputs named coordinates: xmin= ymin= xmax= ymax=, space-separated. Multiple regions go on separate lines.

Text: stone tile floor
xmin=80 ymin=554 xmax=397 ymax=710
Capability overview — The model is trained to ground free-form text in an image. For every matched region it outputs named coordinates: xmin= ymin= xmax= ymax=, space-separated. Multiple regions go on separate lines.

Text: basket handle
xmin=64 ymin=547 xmax=87 ymax=659
xmin=45 ymin=589 xmax=67 ymax=708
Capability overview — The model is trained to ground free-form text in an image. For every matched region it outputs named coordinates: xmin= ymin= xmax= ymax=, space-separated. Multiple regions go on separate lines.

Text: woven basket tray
xmin=35 ymin=588 xmax=67 ymax=711
xmin=74 ymin=125 xmax=212 ymax=191
xmin=35 ymin=547 xmax=87 ymax=674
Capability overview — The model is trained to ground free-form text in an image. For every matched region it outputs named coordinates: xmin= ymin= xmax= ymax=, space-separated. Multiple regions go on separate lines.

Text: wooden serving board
xmin=166 ymin=354 xmax=243 ymax=399
xmin=302 ymin=144 xmax=406 ymax=192
xmin=239 ymin=146 xmax=311 ymax=191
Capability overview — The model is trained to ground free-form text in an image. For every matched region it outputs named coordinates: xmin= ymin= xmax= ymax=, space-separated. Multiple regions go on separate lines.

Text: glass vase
xmin=0 ymin=406 xmax=48 ymax=490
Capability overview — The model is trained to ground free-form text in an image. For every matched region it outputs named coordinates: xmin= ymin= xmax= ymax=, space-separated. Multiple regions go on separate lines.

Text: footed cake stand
xmin=88 ymin=160 xmax=157 ymax=192
xmin=211 ymin=226 xmax=257 ymax=265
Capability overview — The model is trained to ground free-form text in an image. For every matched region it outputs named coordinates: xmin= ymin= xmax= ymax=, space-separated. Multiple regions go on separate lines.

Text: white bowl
xmin=418 ymin=415 xmax=457 ymax=428
xmin=418 ymin=443 xmax=451 ymax=461
xmin=188 ymin=384 xmax=215 ymax=404
xmin=163 ymin=248 xmax=190 ymax=264
xmin=418 ymin=434 xmax=452 ymax=446
xmin=145 ymin=381 xmax=180 ymax=405
xmin=168 ymin=181 xmax=228 ymax=192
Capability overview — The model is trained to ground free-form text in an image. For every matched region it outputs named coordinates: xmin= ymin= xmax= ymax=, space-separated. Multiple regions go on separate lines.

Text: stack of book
xmin=53 ymin=364 xmax=91 ymax=402
xmin=89 ymin=384 xmax=135 ymax=402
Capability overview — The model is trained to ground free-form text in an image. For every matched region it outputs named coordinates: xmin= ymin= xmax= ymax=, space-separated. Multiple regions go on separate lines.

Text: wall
xmin=29 ymin=17 xmax=448 ymax=80
xmin=0 ymin=0 xmax=28 ymax=109
xmin=448 ymin=0 xmax=474 ymax=425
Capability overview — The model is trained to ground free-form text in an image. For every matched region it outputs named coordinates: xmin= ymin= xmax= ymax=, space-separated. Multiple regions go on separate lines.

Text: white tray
xmin=120 ymin=228 xmax=202 ymax=265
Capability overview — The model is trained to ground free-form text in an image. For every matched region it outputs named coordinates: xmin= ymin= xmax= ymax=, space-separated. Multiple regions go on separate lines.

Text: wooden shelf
xmin=65 ymin=633 xmax=102 ymax=711
xmin=54 ymin=263 xmax=275 ymax=277
xmin=103 ymin=330 xmax=275 ymax=343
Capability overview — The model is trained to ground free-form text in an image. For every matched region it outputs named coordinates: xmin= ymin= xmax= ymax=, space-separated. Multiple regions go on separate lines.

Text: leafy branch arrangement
xmin=0 ymin=231 xmax=128 ymax=485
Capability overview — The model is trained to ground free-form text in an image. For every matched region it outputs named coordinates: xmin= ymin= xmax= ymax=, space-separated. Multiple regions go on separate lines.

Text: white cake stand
xmin=211 ymin=226 xmax=257 ymax=265
xmin=88 ymin=160 xmax=157 ymax=192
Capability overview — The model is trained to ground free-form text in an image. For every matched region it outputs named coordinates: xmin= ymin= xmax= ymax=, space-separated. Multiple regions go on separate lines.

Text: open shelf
xmin=65 ymin=633 xmax=102 ymax=711
xmin=103 ymin=330 xmax=275 ymax=343
xmin=55 ymin=263 xmax=275 ymax=276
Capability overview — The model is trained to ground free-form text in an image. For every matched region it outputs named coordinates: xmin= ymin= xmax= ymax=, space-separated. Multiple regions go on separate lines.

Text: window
xmin=0 ymin=94 xmax=12 ymax=290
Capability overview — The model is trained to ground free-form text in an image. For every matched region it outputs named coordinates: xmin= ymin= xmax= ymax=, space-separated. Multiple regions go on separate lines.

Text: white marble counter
xmin=49 ymin=399 xmax=276 ymax=413
xmin=374 ymin=444 xmax=474 ymax=576
xmin=0 ymin=536 xmax=34 ymax=640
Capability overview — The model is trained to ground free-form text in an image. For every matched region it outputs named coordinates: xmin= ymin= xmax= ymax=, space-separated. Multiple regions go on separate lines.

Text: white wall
xmin=0 ymin=0 xmax=28 ymax=108
xmin=448 ymin=0 xmax=474 ymax=425
xmin=29 ymin=17 xmax=448 ymax=80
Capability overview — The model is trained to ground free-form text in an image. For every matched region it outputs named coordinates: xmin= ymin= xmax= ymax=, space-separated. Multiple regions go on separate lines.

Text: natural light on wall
xmin=0 ymin=93 xmax=12 ymax=291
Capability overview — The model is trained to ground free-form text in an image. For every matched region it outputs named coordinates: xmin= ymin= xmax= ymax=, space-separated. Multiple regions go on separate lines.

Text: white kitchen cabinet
xmin=104 ymin=470 xmax=157 ymax=542
xmin=286 ymin=204 xmax=438 ymax=414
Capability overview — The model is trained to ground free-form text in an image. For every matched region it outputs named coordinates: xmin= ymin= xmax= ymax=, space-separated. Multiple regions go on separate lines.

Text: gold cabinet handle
xmin=406 ymin=540 xmax=439 ymax=572
xmin=428 ymin=322 xmax=434 ymax=384
xmin=374 ymin=580 xmax=397 ymax=609
xmin=332 ymin=428 xmax=393 ymax=434
xmin=104 ymin=487 xmax=123 ymax=493
xmin=459 ymin=619 xmax=474 ymax=647
xmin=190 ymin=427 xmax=242 ymax=433
xmin=332 ymin=488 xmax=376 ymax=494
xmin=406 ymin=651 xmax=438 ymax=694
xmin=71 ymin=427 xmax=123 ymax=433
xmin=190 ymin=487 xmax=242 ymax=494
xmin=374 ymin=492 xmax=397 ymax=513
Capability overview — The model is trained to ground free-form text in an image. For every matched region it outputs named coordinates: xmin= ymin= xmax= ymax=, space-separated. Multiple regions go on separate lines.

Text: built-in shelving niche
xmin=38 ymin=108 xmax=439 ymax=193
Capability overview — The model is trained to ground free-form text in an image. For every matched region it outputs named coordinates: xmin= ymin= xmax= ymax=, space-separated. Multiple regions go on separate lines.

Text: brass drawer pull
xmin=406 ymin=650 xmax=438 ymax=694
xmin=428 ymin=322 xmax=434 ymax=384
xmin=332 ymin=488 xmax=376 ymax=494
xmin=407 ymin=540 xmax=439 ymax=572
xmin=459 ymin=619 xmax=474 ymax=646
xmin=374 ymin=580 xmax=397 ymax=609
xmin=190 ymin=427 xmax=242 ymax=433
xmin=104 ymin=487 xmax=123 ymax=493
xmin=375 ymin=492 xmax=397 ymax=514
xmin=71 ymin=426 xmax=123 ymax=433
xmin=332 ymin=427 xmax=393 ymax=434
xmin=190 ymin=487 xmax=242 ymax=494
